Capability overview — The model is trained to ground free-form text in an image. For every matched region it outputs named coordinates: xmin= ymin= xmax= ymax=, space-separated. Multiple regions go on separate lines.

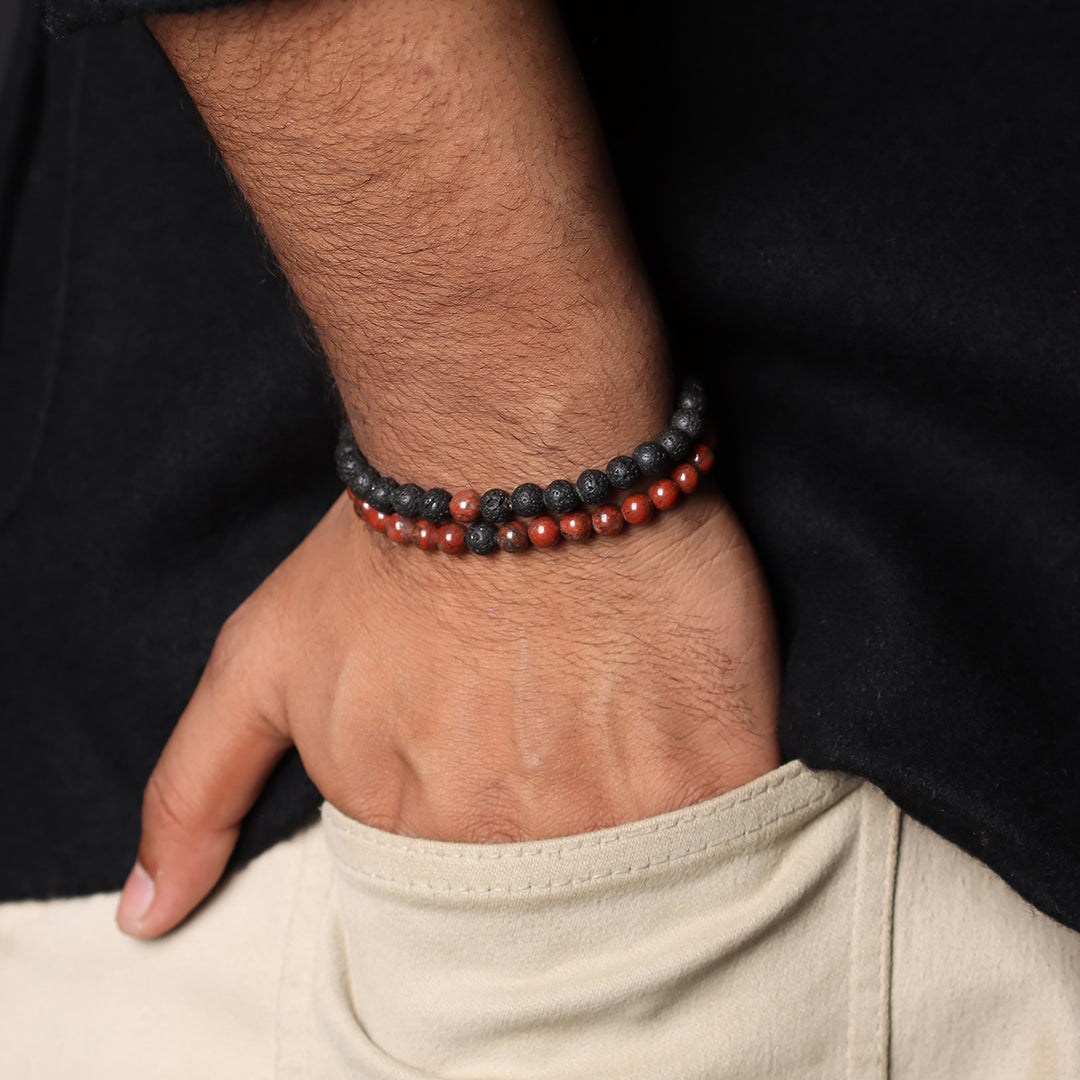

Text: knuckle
xmin=206 ymin=607 xmax=248 ymax=677
xmin=142 ymin=770 xmax=202 ymax=840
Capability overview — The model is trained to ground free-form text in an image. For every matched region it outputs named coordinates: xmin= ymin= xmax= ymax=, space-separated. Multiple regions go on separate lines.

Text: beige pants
xmin=2 ymin=761 xmax=1078 ymax=1078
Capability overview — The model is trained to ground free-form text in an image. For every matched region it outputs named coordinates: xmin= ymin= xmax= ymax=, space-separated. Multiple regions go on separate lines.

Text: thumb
xmin=116 ymin=650 xmax=291 ymax=939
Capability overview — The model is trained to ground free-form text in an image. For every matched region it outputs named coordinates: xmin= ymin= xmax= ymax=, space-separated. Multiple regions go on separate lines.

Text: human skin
xmin=117 ymin=0 xmax=782 ymax=938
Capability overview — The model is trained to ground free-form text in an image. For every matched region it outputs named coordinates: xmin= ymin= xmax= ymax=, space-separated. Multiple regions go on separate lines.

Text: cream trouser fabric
xmin=1 ymin=761 xmax=1078 ymax=1078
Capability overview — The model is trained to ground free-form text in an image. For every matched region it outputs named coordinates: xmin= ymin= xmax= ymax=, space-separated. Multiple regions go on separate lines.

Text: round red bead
xmin=621 ymin=493 xmax=654 ymax=525
xmin=497 ymin=521 xmax=530 ymax=552
xmin=648 ymin=479 xmax=679 ymax=511
xmin=346 ymin=487 xmax=362 ymax=505
xmin=560 ymin=511 xmax=593 ymax=541
xmin=449 ymin=489 xmax=481 ymax=524
xmin=367 ymin=507 xmax=390 ymax=532
xmin=672 ymin=463 xmax=699 ymax=494
xmin=386 ymin=514 xmax=413 ymax=544
xmin=413 ymin=519 xmax=438 ymax=551
xmin=691 ymin=444 xmax=715 ymax=473
xmin=437 ymin=522 xmax=468 ymax=554
xmin=528 ymin=515 xmax=561 ymax=548
xmin=592 ymin=504 xmax=625 ymax=537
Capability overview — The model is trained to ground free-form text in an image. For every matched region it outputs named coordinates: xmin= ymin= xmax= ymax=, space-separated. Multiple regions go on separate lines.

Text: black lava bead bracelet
xmin=336 ymin=378 xmax=714 ymax=555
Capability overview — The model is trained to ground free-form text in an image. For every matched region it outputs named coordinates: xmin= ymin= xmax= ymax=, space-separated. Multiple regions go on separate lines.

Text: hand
xmin=116 ymin=483 xmax=780 ymax=937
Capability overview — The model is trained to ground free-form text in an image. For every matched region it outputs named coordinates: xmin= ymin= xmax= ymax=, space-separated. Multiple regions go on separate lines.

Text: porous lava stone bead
xmin=606 ymin=455 xmax=641 ymax=490
xmin=413 ymin=519 xmax=439 ymax=550
xmin=527 ymin=515 xmax=561 ymax=548
xmin=450 ymin=489 xmax=481 ymax=523
xmin=386 ymin=514 xmax=413 ymax=544
xmin=672 ymin=463 xmax=699 ymax=494
xmin=559 ymin=511 xmax=592 ymax=541
xmin=632 ymin=441 xmax=670 ymax=478
xmin=465 ymin=521 xmax=499 ymax=555
xmin=592 ymin=504 xmax=624 ymax=536
xmin=648 ymin=479 xmax=679 ymax=511
xmin=479 ymin=488 xmax=513 ymax=524
xmin=676 ymin=378 xmax=706 ymax=413
xmin=656 ymin=427 xmax=691 ymax=463
xmin=420 ymin=488 xmax=452 ymax=524
xmin=497 ymin=521 xmax=530 ymax=552
xmin=671 ymin=407 xmax=705 ymax=440
xmin=437 ymin=521 xmax=468 ymax=554
xmin=368 ymin=475 xmax=398 ymax=514
xmin=510 ymin=482 xmax=545 ymax=517
xmin=367 ymin=507 xmax=390 ymax=532
xmin=348 ymin=465 xmax=378 ymax=501
xmin=543 ymin=479 xmax=579 ymax=514
xmin=575 ymin=468 xmax=612 ymax=506
xmin=691 ymin=444 xmax=716 ymax=473
xmin=621 ymin=493 xmax=654 ymax=525
xmin=334 ymin=439 xmax=364 ymax=485
xmin=391 ymin=483 xmax=425 ymax=519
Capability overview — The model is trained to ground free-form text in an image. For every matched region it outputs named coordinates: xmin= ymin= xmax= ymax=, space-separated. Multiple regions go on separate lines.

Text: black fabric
xmin=0 ymin=16 xmax=333 ymax=899
xmin=7 ymin=1 xmax=1078 ymax=930
xmin=38 ymin=0 xmax=246 ymax=37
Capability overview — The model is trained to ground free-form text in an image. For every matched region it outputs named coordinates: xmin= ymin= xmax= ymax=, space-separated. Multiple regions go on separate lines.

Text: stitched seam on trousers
xmin=329 ymin=782 xmax=847 ymax=894
xmin=325 ymin=767 xmax=845 ymax=864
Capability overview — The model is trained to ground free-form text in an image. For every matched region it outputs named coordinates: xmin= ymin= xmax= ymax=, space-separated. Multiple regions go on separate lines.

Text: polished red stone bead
xmin=621 ymin=492 xmax=654 ymax=525
xmin=691 ymin=444 xmax=715 ymax=473
xmin=437 ymin=521 xmax=468 ymax=554
xmin=527 ymin=515 xmax=561 ymax=548
xmin=648 ymin=479 xmax=679 ymax=511
xmin=592 ymin=504 xmax=625 ymax=537
xmin=672 ymin=463 xmax=699 ymax=494
xmin=413 ymin=519 xmax=439 ymax=551
xmin=497 ymin=521 xmax=530 ymax=552
xmin=346 ymin=487 xmax=363 ymax=505
xmin=559 ymin=511 xmax=592 ymax=541
xmin=449 ymin=489 xmax=482 ymax=524
xmin=367 ymin=507 xmax=390 ymax=532
xmin=386 ymin=514 xmax=413 ymax=544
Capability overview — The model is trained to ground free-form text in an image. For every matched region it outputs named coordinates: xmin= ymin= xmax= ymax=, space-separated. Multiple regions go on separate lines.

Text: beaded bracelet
xmin=335 ymin=378 xmax=714 ymax=556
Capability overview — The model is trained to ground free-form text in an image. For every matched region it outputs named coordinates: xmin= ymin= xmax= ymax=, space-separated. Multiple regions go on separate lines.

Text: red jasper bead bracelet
xmin=337 ymin=378 xmax=715 ymax=555
xmin=345 ymin=438 xmax=715 ymax=556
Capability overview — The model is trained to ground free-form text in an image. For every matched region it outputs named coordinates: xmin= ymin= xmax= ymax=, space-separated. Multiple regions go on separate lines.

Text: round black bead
xmin=632 ymin=441 xmax=670 ymax=477
xmin=543 ymin=479 xmax=579 ymax=514
xmin=606 ymin=455 xmax=641 ymax=490
xmin=671 ymin=407 xmax=705 ymax=440
xmin=368 ymin=475 xmax=399 ymax=513
xmin=479 ymin=488 xmax=513 ymax=523
xmin=465 ymin=521 xmax=499 ymax=555
xmin=676 ymin=378 xmax=706 ymax=413
xmin=510 ymin=482 xmax=545 ymax=517
xmin=391 ymin=482 xmax=425 ymax=518
xmin=348 ymin=465 xmax=378 ymax=500
xmin=575 ymin=468 xmax=612 ymax=506
xmin=420 ymin=487 xmax=452 ymax=524
xmin=334 ymin=438 xmax=364 ymax=486
xmin=656 ymin=427 xmax=692 ymax=463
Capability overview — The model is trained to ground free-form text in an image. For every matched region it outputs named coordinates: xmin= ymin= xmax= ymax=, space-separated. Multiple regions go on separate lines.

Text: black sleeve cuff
xmin=39 ymin=0 xmax=249 ymax=37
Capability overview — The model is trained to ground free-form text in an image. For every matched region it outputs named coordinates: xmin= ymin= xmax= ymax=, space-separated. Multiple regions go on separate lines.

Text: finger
xmin=116 ymin=667 xmax=291 ymax=939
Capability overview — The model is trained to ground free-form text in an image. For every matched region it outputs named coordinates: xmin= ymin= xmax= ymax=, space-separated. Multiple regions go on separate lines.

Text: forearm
xmin=148 ymin=0 xmax=668 ymax=490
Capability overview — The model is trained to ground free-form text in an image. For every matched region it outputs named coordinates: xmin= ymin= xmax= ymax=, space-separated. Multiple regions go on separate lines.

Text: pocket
xmin=286 ymin=761 xmax=888 ymax=1080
